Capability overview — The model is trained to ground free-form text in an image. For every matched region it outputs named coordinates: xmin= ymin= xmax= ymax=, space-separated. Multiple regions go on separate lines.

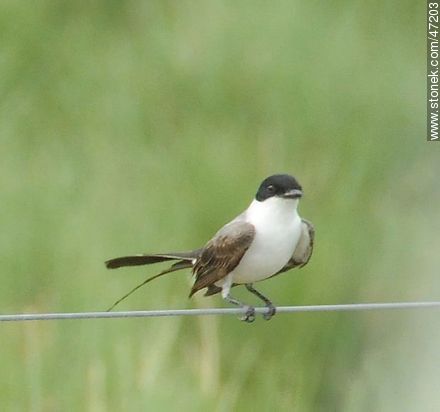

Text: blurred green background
xmin=1 ymin=1 xmax=439 ymax=411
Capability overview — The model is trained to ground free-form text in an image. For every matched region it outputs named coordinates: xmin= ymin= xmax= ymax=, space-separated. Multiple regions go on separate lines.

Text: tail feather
xmin=106 ymin=259 xmax=193 ymax=311
xmin=105 ymin=249 xmax=201 ymax=269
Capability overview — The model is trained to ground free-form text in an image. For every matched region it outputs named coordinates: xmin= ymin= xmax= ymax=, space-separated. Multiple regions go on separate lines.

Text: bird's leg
xmin=245 ymin=284 xmax=276 ymax=320
xmin=224 ymin=293 xmax=255 ymax=323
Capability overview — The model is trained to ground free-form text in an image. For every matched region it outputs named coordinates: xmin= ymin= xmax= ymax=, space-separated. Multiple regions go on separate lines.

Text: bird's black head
xmin=255 ymin=174 xmax=303 ymax=202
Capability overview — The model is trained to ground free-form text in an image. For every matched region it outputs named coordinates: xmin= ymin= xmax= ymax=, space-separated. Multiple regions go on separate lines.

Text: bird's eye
xmin=267 ymin=185 xmax=275 ymax=192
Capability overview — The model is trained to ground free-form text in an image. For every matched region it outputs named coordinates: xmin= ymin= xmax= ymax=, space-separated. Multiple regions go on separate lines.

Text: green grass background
xmin=1 ymin=1 xmax=439 ymax=411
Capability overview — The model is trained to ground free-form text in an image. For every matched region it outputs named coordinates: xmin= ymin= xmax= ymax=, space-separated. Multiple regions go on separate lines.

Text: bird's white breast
xmin=230 ymin=197 xmax=302 ymax=284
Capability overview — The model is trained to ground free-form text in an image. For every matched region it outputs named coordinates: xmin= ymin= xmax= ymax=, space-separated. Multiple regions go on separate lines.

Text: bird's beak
xmin=282 ymin=189 xmax=303 ymax=199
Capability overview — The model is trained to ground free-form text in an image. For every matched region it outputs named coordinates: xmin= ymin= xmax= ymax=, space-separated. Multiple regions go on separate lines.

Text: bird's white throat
xmin=245 ymin=197 xmax=300 ymax=226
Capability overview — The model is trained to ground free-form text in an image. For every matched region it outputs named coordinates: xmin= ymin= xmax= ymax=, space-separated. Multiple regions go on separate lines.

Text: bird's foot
xmin=240 ymin=305 xmax=256 ymax=323
xmin=244 ymin=284 xmax=276 ymax=321
xmin=263 ymin=304 xmax=277 ymax=321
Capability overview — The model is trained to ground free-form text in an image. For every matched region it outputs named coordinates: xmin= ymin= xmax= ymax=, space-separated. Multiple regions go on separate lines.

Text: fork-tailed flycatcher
xmin=106 ymin=174 xmax=314 ymax=322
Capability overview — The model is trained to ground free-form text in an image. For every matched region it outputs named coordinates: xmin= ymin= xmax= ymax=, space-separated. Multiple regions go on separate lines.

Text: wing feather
xmin=189 ymin=221 xmax=255 ymax=296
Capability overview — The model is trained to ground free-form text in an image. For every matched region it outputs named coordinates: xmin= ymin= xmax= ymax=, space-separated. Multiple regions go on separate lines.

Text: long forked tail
xmin=105 ymin=249 xmax=201 ymax=269
xmin=105 ymin=250 xmax=201 ymax=311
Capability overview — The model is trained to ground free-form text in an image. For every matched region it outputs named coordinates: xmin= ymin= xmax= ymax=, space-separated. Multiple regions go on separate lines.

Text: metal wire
xmin=0 ymin=301 xmax=439 ymax=322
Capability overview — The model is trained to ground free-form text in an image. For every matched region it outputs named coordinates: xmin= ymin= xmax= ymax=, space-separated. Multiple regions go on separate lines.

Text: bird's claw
xmin=240 ymin=306 xmax=256 ymax=323
xmin=263 ymin=304 xmax=276 ymax=321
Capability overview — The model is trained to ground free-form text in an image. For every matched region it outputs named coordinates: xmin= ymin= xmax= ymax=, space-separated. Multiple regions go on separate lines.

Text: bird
xmin=105 ymin=174 xmax=314 ymax=322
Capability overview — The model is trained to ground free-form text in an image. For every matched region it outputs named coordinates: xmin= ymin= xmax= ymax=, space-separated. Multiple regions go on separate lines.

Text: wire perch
xmin=0 ymin=301 xmax=440 ymax=322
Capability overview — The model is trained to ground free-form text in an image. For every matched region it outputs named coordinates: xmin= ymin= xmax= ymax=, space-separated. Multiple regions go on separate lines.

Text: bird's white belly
xmin=230 ymin=216 xmax=302 ymax=284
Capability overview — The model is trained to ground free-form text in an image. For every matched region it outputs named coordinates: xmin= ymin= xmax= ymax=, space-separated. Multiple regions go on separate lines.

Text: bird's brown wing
xmin=275 ymin=218 xmax=315 ymax=275
xmin=189 ymin=220 xmax=255 ymax=297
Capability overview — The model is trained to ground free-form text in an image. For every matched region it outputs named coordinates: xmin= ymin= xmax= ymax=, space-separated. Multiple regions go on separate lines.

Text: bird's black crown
xmin=255 ymin=174 xmax=302 ymax=201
